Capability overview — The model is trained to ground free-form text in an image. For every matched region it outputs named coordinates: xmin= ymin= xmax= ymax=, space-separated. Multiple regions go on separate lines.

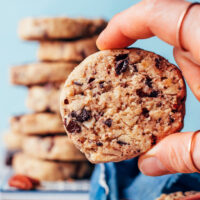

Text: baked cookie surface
xmin=22 ymin=135 xmax=86 ymax=161
xmin=13 ymin=153 xmax=92 ymax=181
xmin=18 ymin=17 xmax=107 ymax=40
xmin=3 ymin=130 xmax=23 ymax=150
xmin=157 ymin=191 xmax=200 ymax=200
xmin=26 ymin=82 xmax=63 ymax=113
xmin=60 ymin=49 xmax=186 ymax=163
xmin=10 ymin=113 xmax=65 ymax=135
xmin=10 ymin=62 xmax=76 ymax=86
xmin=37 ymin=36 xmax=98 ymax=62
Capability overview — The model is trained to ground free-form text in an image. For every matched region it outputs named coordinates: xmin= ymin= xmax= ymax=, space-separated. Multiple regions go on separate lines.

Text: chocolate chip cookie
xmin=13 ymin=153 xmax=93 ymax=181
xmin=60 ymin=48 xmax=186 ymax=163
xmin=37 ymin=36 xmax=98 ymax=62
xmin=10 ymin=113 xmax=65 ymax=135
xmin=18 ymin=17 xmax=107 ymax=40
xmin=10 ymin=62 xmax=76 ymax=86
xmin=22 ymin=135 xmax=86 ymax=161
xmin=26 ymin=82 xmax=63 ymax=113
xmin=157 ymin=191 xmax=200 ymax=200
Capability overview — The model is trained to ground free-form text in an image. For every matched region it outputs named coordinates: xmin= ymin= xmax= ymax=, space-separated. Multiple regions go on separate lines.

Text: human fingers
xmin=138 ymin=131 xmax=200 ymax=176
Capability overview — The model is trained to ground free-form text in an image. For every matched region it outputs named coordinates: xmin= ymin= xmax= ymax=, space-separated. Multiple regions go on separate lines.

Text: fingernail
xmin=139 ymin=156 xmax=169 ymax=176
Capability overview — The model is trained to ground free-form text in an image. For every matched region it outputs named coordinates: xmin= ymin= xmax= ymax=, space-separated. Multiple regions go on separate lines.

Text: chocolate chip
xmin=47 ymin=138 xmax=55 ymax=152
xmin=99 ymin=81 xmax=104 ymax=88
xmin=117 ymin=140 xmax=127 ymax=145
xmin=94 ymin=111 xmax=104 ymax=121
xmin=100 ymin=112 xmax=104 ymax=116
xmin=145 ymin=76 xmax=152 ymax=88
xmin=43 ymin=30 xmax=49 ymax=38
xmin=151 ymin=134 xmax=157 ymax=145
xmin=115 ymin=59 xmax=129 ymax=75
xmin=136 ymin=89 xmax=158 ymax=98
xmin=88 ymin=78 xmax=95 ymax=83
xmin=76 ymin=108 xmax=92 ymax=123
xmin=13 ymin=115 xmax=22 ymax=121
xmin=79 ymin=50 xmax=86 ymax=59
xmin=64 ymin=99 xmax=69 ymax=104
xmin=121 ymin=82 xmax=128 ymax=88
xmin=142 ymin=108 xmax=149 ymax=118
xmin=169 ymin=116 xmax=175 ymax=124
xmin=155 ymin=58 xmax=161 ymax=69
xmin=156 ymin=102 xmax=162 ymax=107
xmin=115 ymin=54 xmax=128 ymax=61
xmin=157 ymin=118 xmax=161 ymax=123
xmin=96 ymin=142 xmax=103 ymax=146
xmin=104 ymin=118 xmax=112 ymax=127
xmin=136 ymin=89 xmax=148 ymax=97
xmin=71 ymin=111 xmax=77 ymax=118
xmin=132 ymin=64 xmax=138 ymax=72
xmin=66 ymin=120 xmax=81 ymax=133
xmin=181 ymin=97 xmax=186 ymax=103
xmin=73 ymin=81 xmax=83 ymax=86
xmin=115 ymin=54 xmax=129 ymax=75
xmin=5 ymin=151 xmax=16 ymax=166
xmin=149 ymin=90 xmax=158 ymax=97
xmin=161 ymin=77 xmax=167 ymax=81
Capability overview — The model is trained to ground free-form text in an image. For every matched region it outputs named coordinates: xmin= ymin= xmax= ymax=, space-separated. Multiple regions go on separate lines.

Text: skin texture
xmin=97 ymin=0 xmax=200 ymax=176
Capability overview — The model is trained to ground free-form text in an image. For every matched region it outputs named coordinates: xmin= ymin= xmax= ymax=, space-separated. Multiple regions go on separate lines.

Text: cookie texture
xmin=3 ymin=130 xmax=23 ymax=150
xmin=157 ymin=191 xmax=200 ymax=200
xmin=10 ymin=113 xmax=65 ymax=135
xmin=22 ymin=135 xmax=86 ymax=161
xmin=10 ymin=62 xmax=76 ymax=86
xmin=26 ymin=82 xmax=63 ymax=113
xmin=60 ymin=48 xmax=186 ymax=163
xmin=18 ymin=17 xmax=107 ymax=40
xmin=13 ymin=153 xmax=93 ymax=181
xmin=37 ymin=36 xmax=98 ymax=62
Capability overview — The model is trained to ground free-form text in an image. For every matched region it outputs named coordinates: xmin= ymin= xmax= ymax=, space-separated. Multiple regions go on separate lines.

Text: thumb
xmin=138 ymin=131 xmax=200 ymax=176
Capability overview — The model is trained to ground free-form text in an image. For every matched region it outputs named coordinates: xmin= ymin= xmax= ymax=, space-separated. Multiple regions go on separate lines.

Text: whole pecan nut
xmin=9 ymin=174 xmax=40 ymax=190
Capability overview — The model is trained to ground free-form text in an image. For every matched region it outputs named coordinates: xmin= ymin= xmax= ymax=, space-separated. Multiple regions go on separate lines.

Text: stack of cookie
xmin=5 ymin=17 xmax=107 ymax=181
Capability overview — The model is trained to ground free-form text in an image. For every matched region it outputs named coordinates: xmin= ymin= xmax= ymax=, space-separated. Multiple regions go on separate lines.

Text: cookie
xmin=37 ymin=36 xmax=98 ymax=62
xmin=3 ymin=130 xmax=23 ymax=150
xmin=26 ymin=82 xmax=63 ymax=113
xmin=22 ymin=135 xmax=86 ymax=161
xmin=10 ymin=62 xmax=76 ymax=86
xmin=13 ymin=153 xmax=93 ymax=181
xmin=60 ymin=48 xmax=186 ymax=163
xmin=157 ymin=191 xmax=200 ymax=200
xmin=18 ymin=17 xmax=107 ymax=40
xmin=10 ymin=113 xmax=65 ymax=135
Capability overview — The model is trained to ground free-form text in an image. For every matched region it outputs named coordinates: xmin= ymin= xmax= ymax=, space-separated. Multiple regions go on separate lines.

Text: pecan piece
xmin=9 ymin=174 xmax=40 ymax=190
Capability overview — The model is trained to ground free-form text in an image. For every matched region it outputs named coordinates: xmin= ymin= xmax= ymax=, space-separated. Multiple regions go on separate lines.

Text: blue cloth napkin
xmin=90 ymin=158 xmax=200 ymax=200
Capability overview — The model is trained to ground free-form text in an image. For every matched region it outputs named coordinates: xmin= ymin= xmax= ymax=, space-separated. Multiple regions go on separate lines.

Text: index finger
xmin=97 ymin=0 xmax=200 ymax=59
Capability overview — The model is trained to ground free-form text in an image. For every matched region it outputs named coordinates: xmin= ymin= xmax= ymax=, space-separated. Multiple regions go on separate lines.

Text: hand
xmin=97 ymin=0 xmax=200 ymax=176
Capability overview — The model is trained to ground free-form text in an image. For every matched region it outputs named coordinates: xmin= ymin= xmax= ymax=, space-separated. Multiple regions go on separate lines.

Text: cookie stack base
xmin=13 ymin=153 xmax=92 ymax=181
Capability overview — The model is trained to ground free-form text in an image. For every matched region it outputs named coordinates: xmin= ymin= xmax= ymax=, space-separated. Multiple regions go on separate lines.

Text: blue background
xmin=0 ymin=0 xmax=199 ymax=148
